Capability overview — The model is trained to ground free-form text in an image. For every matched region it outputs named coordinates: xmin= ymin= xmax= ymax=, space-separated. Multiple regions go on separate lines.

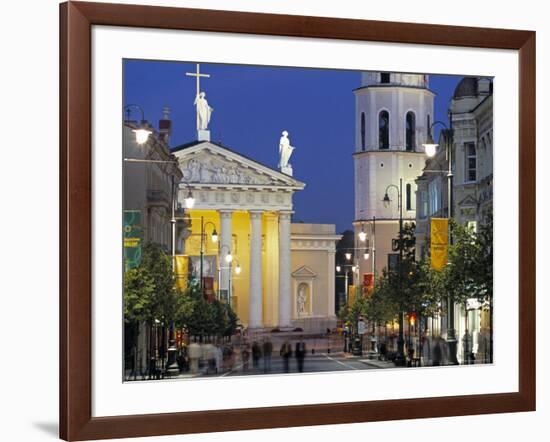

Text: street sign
xmin=358 ymin=320 xmax=366 ymax=335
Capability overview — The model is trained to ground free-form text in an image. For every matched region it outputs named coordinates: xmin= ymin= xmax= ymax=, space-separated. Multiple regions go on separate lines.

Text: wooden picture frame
xmin=60 ymin=1 xmax=536 ymax=440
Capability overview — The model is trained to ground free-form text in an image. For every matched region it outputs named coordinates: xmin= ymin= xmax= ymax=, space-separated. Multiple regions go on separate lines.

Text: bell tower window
xmin=381 ymin=73 xmax=390 ymax=84
xmin=379 ymin=110 xmax=389 ymax=149
xmin=406 ymin=112 xmax=416 ymax=151
xmin=360 ymin=112 xmax=366 ymax=151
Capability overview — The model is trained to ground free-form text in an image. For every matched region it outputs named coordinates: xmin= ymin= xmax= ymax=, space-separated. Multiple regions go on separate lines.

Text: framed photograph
xmin=60 ymin=1 xmax=536 ymax=440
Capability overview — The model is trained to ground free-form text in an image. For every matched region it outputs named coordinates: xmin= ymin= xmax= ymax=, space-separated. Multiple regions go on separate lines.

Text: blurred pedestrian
xmin=216 ymin=344 xmax=223 ymax=374
xmin=295 ymin=338 xmax=306 ymax=372
xmin=262 ymin=338 xmax=273 ymax=373
xmin=188 ymin=341 xmax=201 ymax=373
xmin=432 ymin=337 xmax=443 ymax=366
xmin=241 ymin=344 xmax=250 ymax=372
xmin=252 ymin=341 xmax=261 ymax=369
xmin=204 ymin=342 xmax=216 ymax=374
xmin=378 ymin=342 xmax=387 ymax=361
xmin=280 ymin=340 xmax=292 ymax=373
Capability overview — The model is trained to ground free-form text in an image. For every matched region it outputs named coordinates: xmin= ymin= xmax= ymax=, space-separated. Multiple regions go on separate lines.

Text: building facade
xmin=415 ymin=77 xmax=493 ymax=364
xmin=123 ymin=111 xmax=183 ymax=254
xmin=173 ymin=141 xmax=340 ymax=332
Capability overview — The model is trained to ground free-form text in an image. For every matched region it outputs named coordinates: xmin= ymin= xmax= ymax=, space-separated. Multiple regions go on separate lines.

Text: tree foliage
xmin=124 ymin=243 xmax=240 ymax=338
xmin=440 ymin=213 xmax=493 ymax=306
xmin=124 ymin=242 xmax=178 ymax=326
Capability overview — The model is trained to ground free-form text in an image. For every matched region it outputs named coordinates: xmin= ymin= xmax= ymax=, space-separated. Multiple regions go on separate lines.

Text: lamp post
xmin=218 ymin=244 xmax=233 ymax=302
xmin=424 ymin=120 xmax=459 ymax=365
xmin=356 ymin=216 xmax=377 ymax=284
xmin=382 ymin=178 xmax=405 ymax=366
xmin=124 ymin=104 xmax=152 ymax=145
xmin=200 ymin=219 xmax=218 ymax=297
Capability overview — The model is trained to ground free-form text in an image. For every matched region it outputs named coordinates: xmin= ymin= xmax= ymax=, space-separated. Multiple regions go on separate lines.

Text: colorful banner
xmin=173 ymin=255 xmax=189 ymax=291
xmin=348 ymin=285 xmax=357 ymax=305
xmin=431 ymin=217 xmax=449 ymax=271
xmin=363 ymin=273 xmax=374 ymax=295
xmin=123 ymin=210 xmax=142 ymax=270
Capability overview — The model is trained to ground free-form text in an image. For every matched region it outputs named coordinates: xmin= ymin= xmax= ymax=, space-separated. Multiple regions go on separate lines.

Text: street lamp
xmin=184 ymin=189 xmax=195 ymax=209
xmin=345 ymin=252 xmax=352 ymax=261
xmin=423 ymin=120 xmax=459 ymax=365
xmin=336 ymin=264 xmax=354 ymax=305
xmin=383 ymin=178 xmax=406 ymax=366
xmin=423 ymin=132 xmax=438 ymax=158
xmin=358 ymin=228 xmax=367 ymax=242
xmin=234 ymin=260 xmax=242 ymax=275
xmin=219 ymin=244 xmax=233 ymax=302
xmin=124 ymin=104 xmax=152 ymax=145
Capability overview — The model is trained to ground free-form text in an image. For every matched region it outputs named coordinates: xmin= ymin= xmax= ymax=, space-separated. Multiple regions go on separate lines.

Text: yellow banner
xmin=173 ymin=255 xmax=189 ymax=291
xmin=348 ymin=285 xmax=357 ymax=305
xmin=431 ymin=218 xmax=449 ymax=271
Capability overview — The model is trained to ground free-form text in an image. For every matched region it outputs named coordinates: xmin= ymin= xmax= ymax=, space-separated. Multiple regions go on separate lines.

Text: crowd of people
xmin=175 ymin=336 xmax=309 ymax=376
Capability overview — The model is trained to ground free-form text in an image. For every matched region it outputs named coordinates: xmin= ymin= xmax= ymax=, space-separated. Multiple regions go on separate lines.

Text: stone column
xmin=328 ymin=246 xmax=336 ymax=318
xmin=278 ymin=211 xmax=292 ymax=328
xmin=219 ymin=210 xmax=233 ymax=301
xmin=248 ymin=211 xmax=263 ymax=328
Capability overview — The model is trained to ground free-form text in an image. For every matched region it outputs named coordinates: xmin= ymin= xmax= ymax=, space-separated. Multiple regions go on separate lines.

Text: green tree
xmin=124 ymin=242 xmax=179 ymax=373
xmin=439 ymin=214 xmax=493 ymax=362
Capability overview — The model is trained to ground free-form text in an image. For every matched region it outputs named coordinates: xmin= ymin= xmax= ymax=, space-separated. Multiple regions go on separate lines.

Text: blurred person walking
xmin=280 ymin=340 xmax=292 ymax=373
xmin=295 ymin=338 xmax=306 ymax=373
xmin=262 ymin=338 xmax=273 ymax=373
xmin=252 ymin=341 xmax=261 ymax=369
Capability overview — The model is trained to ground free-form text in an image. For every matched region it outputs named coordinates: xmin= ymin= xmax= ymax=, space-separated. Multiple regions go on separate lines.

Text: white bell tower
xmin=353 ymin=72 xmax=434 ymax=281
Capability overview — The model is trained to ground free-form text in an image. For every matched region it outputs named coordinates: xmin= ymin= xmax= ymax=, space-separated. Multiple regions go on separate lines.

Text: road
xmin=201 ymin=352 xmax=377 ymax=378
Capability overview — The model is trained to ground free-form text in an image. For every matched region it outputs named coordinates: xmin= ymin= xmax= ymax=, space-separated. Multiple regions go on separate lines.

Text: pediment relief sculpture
xmin=179 ymin=153 xmax=287 ymax=186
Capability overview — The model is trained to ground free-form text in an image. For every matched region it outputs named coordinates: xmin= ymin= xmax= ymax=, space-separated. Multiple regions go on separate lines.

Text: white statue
xmin=297 ymin=285 xmax=307 ymax=315
xmin=278 ymin=130 xmax=295 ymax=174
xmin=194 ymin=92 xmax=213 ymax=130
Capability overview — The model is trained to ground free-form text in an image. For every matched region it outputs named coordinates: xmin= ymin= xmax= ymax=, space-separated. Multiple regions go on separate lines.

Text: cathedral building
xmin=352 ymin=72 xmax=434 ymax=286
xmin=172 ymin=134 xmax=340 ymax=333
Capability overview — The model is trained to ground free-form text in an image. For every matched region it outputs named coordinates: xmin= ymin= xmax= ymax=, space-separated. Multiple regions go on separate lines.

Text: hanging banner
xmin=173 ymin=255 xmax=189 ymax=291
xmin=348 ymin=285 xmax=357 ymax=305
xmin=123 ymin=210 xmax=142 ymax=270
xmin=363 ymin=273 xmax=374 ymax=295
xmin=431 ymin=217 xmax=449 ymax=271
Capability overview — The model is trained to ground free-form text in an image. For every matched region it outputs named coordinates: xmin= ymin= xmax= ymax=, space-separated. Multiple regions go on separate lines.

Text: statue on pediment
xmin=279 ymin=130 xmax=295 ymax=176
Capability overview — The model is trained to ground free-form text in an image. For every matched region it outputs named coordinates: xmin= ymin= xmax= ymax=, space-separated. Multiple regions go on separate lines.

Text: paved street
xmin=195 ymin=352 xmax=381 ymax=378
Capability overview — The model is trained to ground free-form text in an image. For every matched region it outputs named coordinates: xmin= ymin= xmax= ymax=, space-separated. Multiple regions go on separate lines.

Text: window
xmin=419 ymin=190 xmax=428 ymax=219
xmin=467 ymin=221 xmax=478 ymax=232
xmin=406 ymin=183 xmax=412 ymax=211
xmin=428 ymin=178 xmax=441 ymax=215
xmin=360 ymin=112 xmax=366 ymax=151
xmin=465 ymin=142 xmax=477 ymax=182
xmin=406 ymin=112 xmax=416 ymax=151
xmin=379 ymin=110 xmax=389 ymax=149
xmin=381 ymin=73 xmax=390 ymax=83
xmin=427 ymin=114 xmax=431 ymax=137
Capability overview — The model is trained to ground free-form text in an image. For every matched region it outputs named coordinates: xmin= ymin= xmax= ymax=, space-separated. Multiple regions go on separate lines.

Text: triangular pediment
xmin=172 ymin=141 xmax=305 ymax=189
xmin=457 ymin=194 xmax=478 ymax=207
xmin=292 ymin=265 xmax=317 ymax=278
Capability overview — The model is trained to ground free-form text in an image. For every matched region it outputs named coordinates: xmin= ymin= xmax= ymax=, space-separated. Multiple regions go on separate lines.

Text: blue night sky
xmin=124 ymin=60 xmax=462 ymax=233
